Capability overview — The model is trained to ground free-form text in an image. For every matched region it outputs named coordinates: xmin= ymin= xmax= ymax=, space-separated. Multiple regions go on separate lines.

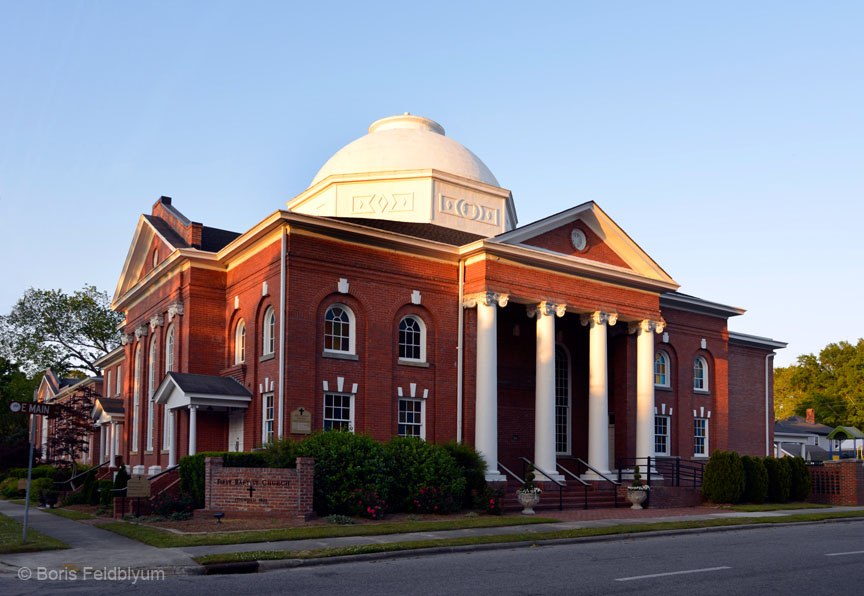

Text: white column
xmin=633 ymin=320 xmax=664 ymax=462
xmin=188 ymin=405 xmax=198 ymax=456
xmin=469 ymin=291 xmax=508 ymax=482
xmin=528 ymin=302 xmax=566 ymax=482
xmin=99 ymin=426 xmax=106 ymax=463
xmin=581 ymin=311 xmax=616 ymax=478
xmin=168 ymin=409 xmax=177 ymax=467
xmin=109 ymin=423 xmax=117 ymax=465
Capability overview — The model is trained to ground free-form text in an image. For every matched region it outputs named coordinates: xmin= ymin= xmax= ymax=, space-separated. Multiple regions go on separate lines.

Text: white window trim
xmin=115 ymin=365 xmax=122 ymax=397
xmin=235 ymin=319 xmax=246 ymax=364
xmin=654 ymin=351 xmax=670 ymax=388
xmin=654 ymin=415 xmax=670 ymax=456
xmin=131 ymin=345 xmax=141 ymax=452
xmin=694 ymin=417 xmax=709 ymax=457
xmin=263 ymin=308 xmax=276 ymax=355
xmin=694 ymin=356 xmax=709 ymax=392
xmin=323 ymin=391 xmax=355 ymax=432
xmin=162 ymin=325 xmax=174 ymax=451
xmin=146 ymin=335 xmax=157 ymax=452
xmin=397 ymin=398 xmax=425 ymax=439
xmin=261 ymin=392 xmax=275 ymax=444
xmin=555 ymin=344 xmax=572 ymax=456
xmin=105 ymin=370 xmax=112 ymax=399
xmin=323 ymin=304 xmax=356 ymax=355
xmin=398 ymin=315 xmax=426 ymax=363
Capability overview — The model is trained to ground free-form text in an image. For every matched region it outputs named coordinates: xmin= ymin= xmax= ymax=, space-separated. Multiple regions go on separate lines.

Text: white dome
xmin=310 ymin=114 xmax=500 ymax=187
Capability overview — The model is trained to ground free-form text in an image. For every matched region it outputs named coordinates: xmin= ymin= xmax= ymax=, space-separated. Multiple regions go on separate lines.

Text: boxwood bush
xmin=740 ymin=455 xmax=769 ymax=504
xmin=763 ymin=456 xmax=791 ymax=502
xmin=788 ymin=456 xmax=812 ymax=501
xmin=702 ymin=450 xmax=745 ymax=504
xmin=384 ymin=436 xmax=465 ymax=513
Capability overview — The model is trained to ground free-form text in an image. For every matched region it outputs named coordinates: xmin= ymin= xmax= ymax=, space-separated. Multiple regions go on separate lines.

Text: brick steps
xmin=500 ymin=480 xmax=622 ymax=512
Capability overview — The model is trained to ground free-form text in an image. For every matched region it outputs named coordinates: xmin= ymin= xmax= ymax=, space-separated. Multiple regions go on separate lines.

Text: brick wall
xmin=204 ymin=456 xmax=314 ymax=519
xmin=808 ymin=461 xmax=864 ymax=505
xmin=615 ymin=485 xmax=704 ymax=508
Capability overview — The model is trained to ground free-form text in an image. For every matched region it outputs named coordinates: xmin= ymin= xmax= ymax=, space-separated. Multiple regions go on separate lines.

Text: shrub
xmin=80 ymin=469 xmax=98 ymax=505
xmin=297 ymin=430 xmax=389 ymax=516
xmin=0 ymin=477 xmax=24 ymax=499
xmin=412 ymin=486 xmax=458 ymax=514
xmin=383 ymin=437 xmax=465 ymax=513
xmin=8 ymin=466 xmax=57 ymax=480
xmin=788 ymin=456 xmax=812 ymax=501
xmin=30 ymin=477 xmax=55 ymax=502
xmin=441 ymin=441 xmax=488 ymax=509
xmin=740 ymin=455 xmax=769 ymax=504
xmin=763 ymin=457 xmax=791 ymax=502
xmin=349 ymin=486 xmax=386 ymax=519
xmin=476 ymin=485 xmax=504 ymax=515
xmin=179 ymin=451 xmax=272 ymax=509
xmin=97 ymin=480 xmax=114 ymax=508
xmin=61 ymin=490 xmax=89 ymax=507
xmin=152 ymin=492 xmax=194 ymax=519
xmin=262 ymin=437 xmax=300 ymax=468
xmin=701 ymin=450 xmax=745 ymax=504
xmin=113 ymin=465 xmax=130 ymax=492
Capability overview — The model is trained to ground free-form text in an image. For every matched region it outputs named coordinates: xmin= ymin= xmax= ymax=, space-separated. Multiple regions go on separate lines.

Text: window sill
xmin=654 ymin=385 xmax=673 ymax=392
xmin=693 ymin=389 xmax=711 ymax=395
xmin=322 ymin=351 xmax=359 ymax=361
xmin=260 ymin=352 xmax=275 ymax=362
xmin=398 ymin=359 xmax=429 ymax=368
xmin=693 ymin=455 xmax=709 ymax=459
xmin=160 ymin=450 xmax=170 ymax=455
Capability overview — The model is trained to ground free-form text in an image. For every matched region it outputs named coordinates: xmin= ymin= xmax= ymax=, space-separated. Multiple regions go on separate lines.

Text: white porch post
xmin=528 ymin=302 xmax=565 ymax=482
xmin=99 ymin=425 xmax=106 ymax=463
xmin=168 ymin=409 xmax=177 ymax=467
xmin=633 ymin=320 xmax=664 ymax=462
xmin=188 ymin=405 xmax=198 ymax=456
xmin=468 ymin=291 xmax=508 ymax=482
xmin=581 ymin=311 xmax=616 ymax=478
xmin=109 ymin=422 xmax=117 ymax=465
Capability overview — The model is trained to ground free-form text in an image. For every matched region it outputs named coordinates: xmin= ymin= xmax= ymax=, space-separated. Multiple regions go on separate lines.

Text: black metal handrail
xmin=54 ymin=460 xmax=110 ymax=491
xmin=555 ymin=463 xmax=590 ymax=509
xmin=617 ymin=456 xmax=705 ymax=488
xmin=148 ymin=464 xmax=179 ymax=481
xmin=519 ymin=457 xmax=563 ymax=511
xmin=497 ymin=461 xmax=524 ymax=485
xmin=570 ymin=458 xmax=620 ymax=508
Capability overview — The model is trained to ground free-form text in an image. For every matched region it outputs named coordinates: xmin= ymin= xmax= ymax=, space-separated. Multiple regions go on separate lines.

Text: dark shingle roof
xmin=166 ymin=372 xmax=251 ymax=397
xmin=144 ymin=215 xmax=189 ymax=249
xmin=201 ymin=226 xmax=241 ymax=252
xmin=329 ymin=217 xmax=488 ymax=246
xmin=98 ymin=398 xmax=125 ymax=415
xmin=774 ymin=416 xmax=834 ymax=436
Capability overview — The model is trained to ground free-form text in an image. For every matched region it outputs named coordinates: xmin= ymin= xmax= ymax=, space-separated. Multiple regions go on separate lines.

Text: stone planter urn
xmin=517 ymin=489 xmax=541 ymax=515
xmin=626 ymin=487 xmax=649 ymax=509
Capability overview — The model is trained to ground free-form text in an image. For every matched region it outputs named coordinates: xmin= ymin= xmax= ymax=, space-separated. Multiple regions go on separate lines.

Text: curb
xmin=206 ymin=515 xmax=864 ymax=574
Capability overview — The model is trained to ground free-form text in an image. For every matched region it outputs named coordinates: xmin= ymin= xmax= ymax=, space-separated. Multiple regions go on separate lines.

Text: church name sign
xmin=204 ymin=456 xmax=314 ymax=520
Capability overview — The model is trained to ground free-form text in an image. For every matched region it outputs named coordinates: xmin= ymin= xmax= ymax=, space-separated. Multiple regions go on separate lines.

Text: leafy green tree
xmin=0 ymin=357 xmax=38 ymax=471
xmin=773 ymin=339 xmax=864 ymax=428
xmin=0 ymin=285 xmax=123 ymax=376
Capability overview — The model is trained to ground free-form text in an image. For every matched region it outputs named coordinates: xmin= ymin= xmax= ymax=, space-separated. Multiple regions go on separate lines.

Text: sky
xmin=1 ymin=1 xmax=862 ymax=368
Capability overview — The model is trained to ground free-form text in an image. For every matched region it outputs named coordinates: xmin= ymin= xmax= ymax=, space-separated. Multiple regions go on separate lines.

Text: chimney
xmin=806 ymin=408 xmax=815 ymax=424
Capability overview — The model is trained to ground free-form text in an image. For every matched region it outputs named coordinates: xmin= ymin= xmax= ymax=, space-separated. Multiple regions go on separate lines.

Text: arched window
xmin=132 ymin=344 xmax=141 ymax=452
xmin=262 ymin=307 xmax=275 ymax=355
xmin=324 ymin=304 xmax=355 ymax=354
xmin=398 ymin=315 xmax=426 ymax=361
xmin=163 ymin=324 xmax=175 ymax=451
xmin=147 ymin=335 xmax=158 ymax=451
xmin=654 ymin=351 xmax=670 ymax=387
xmin=235 ymin=319 xmax=246 ymax=364
xmin=694 ymin=356 xmax=709 ymax=391
xmin=555 ymin=345 xmax=571 ymax=455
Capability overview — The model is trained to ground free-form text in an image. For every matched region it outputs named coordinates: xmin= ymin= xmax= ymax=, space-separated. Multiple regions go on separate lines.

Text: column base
xmin=485 ymin=471 xmax=508 ymax=482
xmin=581 ymin=470 xmax=612 ymax=482
xmin=534 ymin=472 xmax=566 ymax=484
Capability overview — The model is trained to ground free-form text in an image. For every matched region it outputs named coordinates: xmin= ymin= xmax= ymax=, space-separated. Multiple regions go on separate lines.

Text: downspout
xmin=765 ymin=353 xmax=774 ymax=456
xmin=277 ymin=225 xmax=287 ymax=439
xmin=456 ymin=258 xmax=465 ymax=443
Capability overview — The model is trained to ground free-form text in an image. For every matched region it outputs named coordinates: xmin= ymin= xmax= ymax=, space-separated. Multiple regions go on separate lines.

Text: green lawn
xmin=95 ymin=515 xmax=558 ymax=548
xmin=0 ymin=512 xmax=69 ymax=554
xmin=41 ymin=507 xmax=96 ymax=520
xmin=194 ymin=510 xmax=864 ymax=565
xmin=726 ymin=502 xmax=831 ymax=512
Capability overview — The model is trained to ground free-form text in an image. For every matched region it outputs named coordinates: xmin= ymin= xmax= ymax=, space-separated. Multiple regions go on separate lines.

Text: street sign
xmin=8 ymin=401 xmax=58 ymax=418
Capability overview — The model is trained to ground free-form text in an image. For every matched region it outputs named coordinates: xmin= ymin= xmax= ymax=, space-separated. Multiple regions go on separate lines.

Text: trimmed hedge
xmin=442 ymin=441 xmax=488 ymax=509
xmin=763 ymin=457 xmax=791 ymax=502
xmin=8 ymin=466 xmax=58 ymax=480
xmin=702 ymin=450 xmax=745 ymax=504
xmin=788 ymin=456 xmax=812 ymax=501
xmin=179 ymin=451 xmax=271 ymax=509
xmin=384 ymin=436 xmax=465 ymax=513
xmin=741 ymin=455 xmax=769 ymax=504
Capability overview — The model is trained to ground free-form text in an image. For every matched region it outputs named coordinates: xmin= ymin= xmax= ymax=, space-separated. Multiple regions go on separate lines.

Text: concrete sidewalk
xmin=0 ymin=500 xmax=197 ymax=575
xmin=177 ymin=505 xmax=864 ymax=558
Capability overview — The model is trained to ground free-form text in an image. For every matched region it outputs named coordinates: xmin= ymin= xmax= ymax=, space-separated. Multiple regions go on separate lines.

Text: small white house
xmin=774 ymin=410 xmax=832 ymax=460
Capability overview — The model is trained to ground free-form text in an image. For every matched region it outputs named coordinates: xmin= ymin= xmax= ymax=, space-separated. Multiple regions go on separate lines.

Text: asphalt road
xmin=3 ymin=521 xmax=863 ymax=595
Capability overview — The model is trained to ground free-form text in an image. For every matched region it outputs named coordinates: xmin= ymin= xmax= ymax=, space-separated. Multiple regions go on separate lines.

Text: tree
xmin=773 ymin=339 xmax=864 ymax=428
xmin=0 ymin=357 xmax=39 ymax=471
xmin=45 ymin=385 xmax=97 ymax=479
xmin=0 ymin=285 xmax=124 ymax=376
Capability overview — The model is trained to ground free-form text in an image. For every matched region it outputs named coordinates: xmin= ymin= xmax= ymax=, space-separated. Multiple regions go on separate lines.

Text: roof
xmin=201 ymin=226 xmax=241 ymax=252
xmin=827 ymin=426 xmax=864 ymax=440
xmin=143 ymin=215 xmax=189 ymax=249
xmin=774 ymin=416 xmax=834 ymax=436
xmin=660 ymin=291 xmax=745 ymax=319
xmin=97 ymin=398 xmax=125 ymax=415
xmin=163 ymin=372 xmax=251 ymax=397
xmin=728 ymin=331 xmax=787 ymax=351
xmin=330 ymin=217 xmax=487 ymax=246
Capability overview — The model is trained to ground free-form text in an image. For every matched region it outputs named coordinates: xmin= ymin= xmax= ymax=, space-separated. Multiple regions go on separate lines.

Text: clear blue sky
xmin=2 ymin=1 xmax=862 ymax=367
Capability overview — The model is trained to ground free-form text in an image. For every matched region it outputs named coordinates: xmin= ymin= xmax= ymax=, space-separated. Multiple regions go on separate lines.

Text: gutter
xmin=456 ymin=258 xmax=465 ymax=443
xmin=278 ymin=225 xmax=287 ymax=439
xmin=765 ymin=353 xmax=775 ymax=456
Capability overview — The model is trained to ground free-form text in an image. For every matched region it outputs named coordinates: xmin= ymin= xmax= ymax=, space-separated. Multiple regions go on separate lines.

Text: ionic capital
xmin=628 ymin=319 xmax=666 ymax=335
xmin=580 ymin=311 xmax=617 ymax=327
xmin=167 ymin=302 xmax=185 ymax=322
xmin=120 ymin=334 xmax=134 ymax=346
xmin=134 ymin=325 xmax=149 ymax=339
xmin=149 ymin=314 xmax=164 ymax=332
xmin=527 ymin=301 xmax=567 ymax=319
xmin=463 ymin=291 xmax=509 ymax=309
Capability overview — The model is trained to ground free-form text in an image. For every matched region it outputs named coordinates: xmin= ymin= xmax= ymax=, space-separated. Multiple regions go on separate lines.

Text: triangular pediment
xmin=112 ymin=216 xmax=185 ymax=307
xmin=493 ymin=202 xmax=677 ymax=286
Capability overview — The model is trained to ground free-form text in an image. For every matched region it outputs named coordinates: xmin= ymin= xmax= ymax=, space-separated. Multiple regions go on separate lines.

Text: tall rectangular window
xmin=106 ymin=371 xmax=112 ymax=398
xmin=694 ymin=417 xmax=708 ymax=456
xmin=324 ymin=393 xmax=352 ymax=431
xmin=116 ymin=365 xmax=122 ymax=396
xmin=398 ymin=399 xmax=423 ymax=437
xmin=262 ymin=393 xmax=275 ymax=443
xmin=555 ymin=346 xmax=570 ymax=454
xmin=654 ymin=415 xmax=670 ymax=456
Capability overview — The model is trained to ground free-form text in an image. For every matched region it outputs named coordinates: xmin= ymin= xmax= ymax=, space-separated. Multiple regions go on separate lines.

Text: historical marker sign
xmin=290 ymin=407 xmax=312 ymax=434
xmin=126 ymin=476 xmax=151 ymax=498
xmin=8 ymin=401 xmax=58 ymax=418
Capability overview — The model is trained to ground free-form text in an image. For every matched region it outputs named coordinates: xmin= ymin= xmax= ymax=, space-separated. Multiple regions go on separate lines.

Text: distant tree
xmin=0 ymin=358 xmax=39 ymax=471
xmin=773 ymin=339 xmax=864 ymax=428
xmin=0 ymin=285 xmax=123 ymax=376
xmin=45 ymin=385 xmax=98 ymax=479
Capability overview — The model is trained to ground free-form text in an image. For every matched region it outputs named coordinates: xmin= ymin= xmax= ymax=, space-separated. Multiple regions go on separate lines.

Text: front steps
xmin=500 ymin=479 xmax=620 ymax=512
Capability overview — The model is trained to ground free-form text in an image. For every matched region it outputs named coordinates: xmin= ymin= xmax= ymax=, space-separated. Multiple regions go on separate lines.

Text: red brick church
xmin=39 ymin=113 xmax=785 ymax=481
